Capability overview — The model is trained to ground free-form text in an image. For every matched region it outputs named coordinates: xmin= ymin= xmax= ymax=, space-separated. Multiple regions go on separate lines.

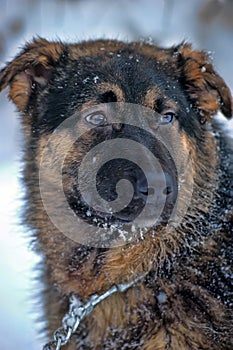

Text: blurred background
xmin=0 ymin=0 xmax=233 ymax=349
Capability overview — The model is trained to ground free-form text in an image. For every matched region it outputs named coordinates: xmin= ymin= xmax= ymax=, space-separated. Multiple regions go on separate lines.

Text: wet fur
xmin=1 ymin=38 xmax=233 ymax=349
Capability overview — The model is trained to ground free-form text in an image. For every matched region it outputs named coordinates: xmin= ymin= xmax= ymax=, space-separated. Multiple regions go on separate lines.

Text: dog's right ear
xmin=0 ymin=38 xmax=64 ymax=111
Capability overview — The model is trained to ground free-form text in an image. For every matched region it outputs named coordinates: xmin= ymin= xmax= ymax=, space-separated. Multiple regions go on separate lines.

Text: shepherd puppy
xmin=0 ymin=38 xmax=232 ymax=350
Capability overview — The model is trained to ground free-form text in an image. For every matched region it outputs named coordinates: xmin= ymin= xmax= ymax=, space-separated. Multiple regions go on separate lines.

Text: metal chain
xmin=43 ymin=273 xmax=147 ymax=350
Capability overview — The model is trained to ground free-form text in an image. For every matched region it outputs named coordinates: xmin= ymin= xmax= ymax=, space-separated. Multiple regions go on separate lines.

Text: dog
xmin=0 ymin=38 xmax=232 ymax=349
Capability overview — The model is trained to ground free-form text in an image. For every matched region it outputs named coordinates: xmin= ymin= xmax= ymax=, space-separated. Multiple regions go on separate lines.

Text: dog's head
xmin=1 ymin=38 xmax=232 ymax=293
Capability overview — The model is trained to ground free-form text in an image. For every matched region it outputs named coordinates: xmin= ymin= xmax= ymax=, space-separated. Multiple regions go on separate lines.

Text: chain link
xmin=43 ymin=273 xmax=147 ymax=350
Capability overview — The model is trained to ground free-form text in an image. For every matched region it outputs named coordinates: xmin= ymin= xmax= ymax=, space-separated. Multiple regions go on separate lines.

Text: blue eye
xmin=160 ymin=112 xmax=176 ymax=125
xmin=86 ymin=112 xmax=106 ymax=125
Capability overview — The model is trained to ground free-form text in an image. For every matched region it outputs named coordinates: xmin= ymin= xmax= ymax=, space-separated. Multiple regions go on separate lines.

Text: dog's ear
xmin=176 ymin=43 xmax=233 ymax=121
xmin=0 ymin=38 xmax=64 ymax=111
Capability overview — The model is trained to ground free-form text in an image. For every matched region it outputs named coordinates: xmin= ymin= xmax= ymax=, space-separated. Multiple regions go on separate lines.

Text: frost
xmin=86 ymin=209 xmax=92 ymax=217
xmin=145 ymin=36 xmax=153 ymax=45
xmin=83 ymin=77 xmax=90 ymax=84
xmin=93 ymin=76 xmax=99 ymax=83
xmin=131 ymin=225 xmax=136 ymax=233
xmin=157 ymin=292 xmax=167 ymax=303
xmin=173 ymin=52 xmax=179 ymax=58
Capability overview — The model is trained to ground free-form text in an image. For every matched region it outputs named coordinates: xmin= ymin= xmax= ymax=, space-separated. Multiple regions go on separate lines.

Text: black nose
xmin=134 ymin=170 xmax=172 ymax=202
xmin=93 ymin=158 xmax=177 ymax=223
xmin=110 ymin=167 xmax=176 ymax=223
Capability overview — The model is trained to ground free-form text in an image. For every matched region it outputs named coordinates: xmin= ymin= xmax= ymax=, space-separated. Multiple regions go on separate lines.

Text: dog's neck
xmin=43 ymin=272 xmax=147 ymax=350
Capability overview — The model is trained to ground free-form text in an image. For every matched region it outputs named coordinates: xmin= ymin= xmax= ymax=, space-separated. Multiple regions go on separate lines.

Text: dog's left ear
xmin=0 ymin=37 xmax=64 ymax=112
xmin=176 ymin=43 xmax=233 ymax=121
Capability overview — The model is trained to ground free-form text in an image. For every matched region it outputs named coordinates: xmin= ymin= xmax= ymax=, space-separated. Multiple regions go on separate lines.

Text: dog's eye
xmin=160 ymin=111 xmax=176 ymax=125
xmin=85 ymin=112 xmax=106 ymax=125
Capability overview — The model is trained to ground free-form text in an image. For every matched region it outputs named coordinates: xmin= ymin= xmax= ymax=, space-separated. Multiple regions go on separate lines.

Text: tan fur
xmin=98 ymin=82 xmax=125 ymax=102
xmin=0 ymin=38 xmax=63 ymax=110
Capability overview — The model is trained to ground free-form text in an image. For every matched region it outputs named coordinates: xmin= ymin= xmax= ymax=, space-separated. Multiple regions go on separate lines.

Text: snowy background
xmin=0 ymin=0 xmax=233 ymax=349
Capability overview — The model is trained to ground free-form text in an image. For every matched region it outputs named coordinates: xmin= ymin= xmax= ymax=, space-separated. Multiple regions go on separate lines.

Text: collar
xmin=43 ymin=272 xmax=147 ymax=350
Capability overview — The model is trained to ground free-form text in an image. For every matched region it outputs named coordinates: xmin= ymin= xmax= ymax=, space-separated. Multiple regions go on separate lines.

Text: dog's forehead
xmin=55 ymin=43 xmax=181 ymax=106
xmin=67 ymin=43 xmax=175 ymax=82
